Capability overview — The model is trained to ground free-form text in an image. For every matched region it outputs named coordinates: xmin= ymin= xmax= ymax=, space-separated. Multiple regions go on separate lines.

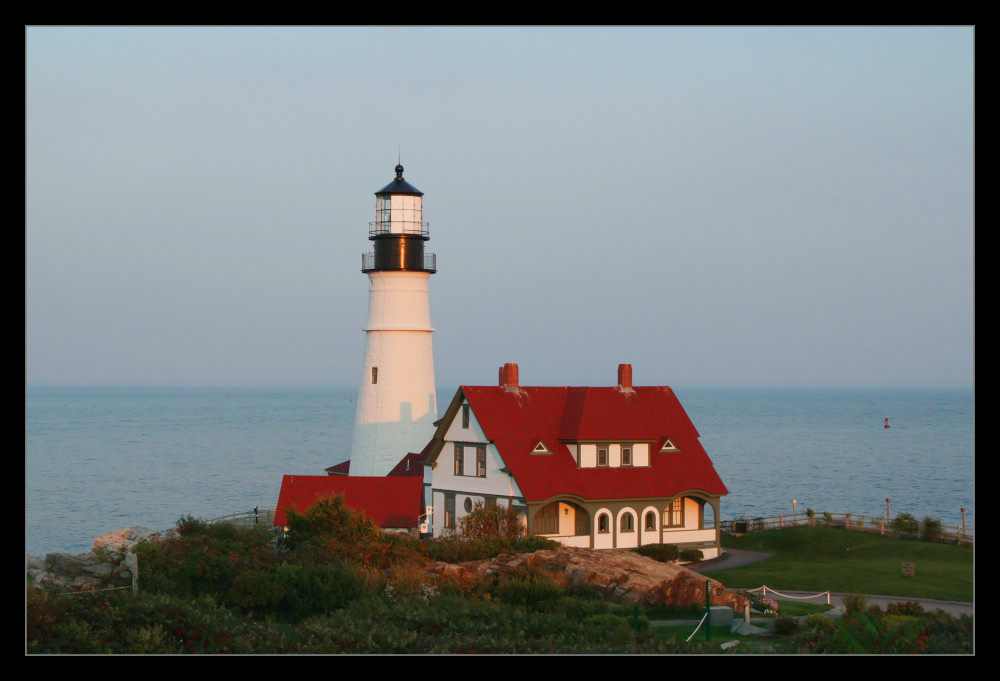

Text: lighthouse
xmin=349 ymin=165 xmax=438 ymax=477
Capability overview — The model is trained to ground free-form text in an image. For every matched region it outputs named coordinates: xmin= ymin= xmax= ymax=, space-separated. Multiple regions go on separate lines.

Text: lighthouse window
xmin=376 ymin=196 xmax=391 ymax=234
xmin=371 ymin=367 xmax=378 ymax=384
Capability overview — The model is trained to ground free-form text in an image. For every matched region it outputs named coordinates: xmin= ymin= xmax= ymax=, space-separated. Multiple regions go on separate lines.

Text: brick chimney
xmin=499 ymin=363 xmax=519 ymax=390
xmin=618 ymin=363 xmax=633 ymax=391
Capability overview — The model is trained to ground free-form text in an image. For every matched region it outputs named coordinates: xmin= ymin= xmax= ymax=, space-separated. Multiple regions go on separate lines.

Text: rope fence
xmin=745 ymin=585 xmax=832 ymax=605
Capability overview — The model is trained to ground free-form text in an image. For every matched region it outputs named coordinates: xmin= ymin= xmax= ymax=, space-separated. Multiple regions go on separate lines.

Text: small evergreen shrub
xmin=633 ymin=543 xmax=679 ymax=562
xmin=679 ymin=548 xmax=704 ymax=562
xmin=772 ymin=614 xmax=800 ymax=635
xmin=920 ymin=516 xmax=942 ymax=542
xmin=841 ymin=591 xmax=869 ymax=616
xmin=891 ymin=512 xmax=919 ymax=535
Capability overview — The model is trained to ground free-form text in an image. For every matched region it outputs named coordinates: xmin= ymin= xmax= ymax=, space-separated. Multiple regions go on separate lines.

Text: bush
xmin=456 ymin=501 xmax=526 ymax=542
xmin=282 ymin=493 xmax=383 ymax=550
xmin=841 ymin=591 xmax=869 ymax=616
xmin=891 ymin=512 xmax=919 ymax=535
xmin=772 ymin=615 xmax=800 ymax=635
xmin=885 ymin=601 xmax=925 ymax=617
xmin=679 ymin=548 xmax=704 ymax=562
xmin=920 ymin=516 xmax=942 ymax=542
xmin=633 ymin=543 xmax=679 ymax=562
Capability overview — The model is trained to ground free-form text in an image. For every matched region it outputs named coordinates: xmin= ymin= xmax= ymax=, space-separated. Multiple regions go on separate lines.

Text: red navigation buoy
xmin=884 ymin=417 xmax=890 ymax=429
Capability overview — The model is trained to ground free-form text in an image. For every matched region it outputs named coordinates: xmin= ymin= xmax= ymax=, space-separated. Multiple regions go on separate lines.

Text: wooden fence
xmin=721 ymin=511 xmax=973 ymax=547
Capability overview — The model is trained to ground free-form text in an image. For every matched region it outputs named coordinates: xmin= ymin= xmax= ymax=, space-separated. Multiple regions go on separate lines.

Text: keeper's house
xmin=423 ymin=363 xmax=729 ymax=558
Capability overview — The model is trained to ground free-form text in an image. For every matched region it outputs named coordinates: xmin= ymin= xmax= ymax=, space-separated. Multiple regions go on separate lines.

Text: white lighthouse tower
xmin=349 ymin=165 xmax=438 ymax=477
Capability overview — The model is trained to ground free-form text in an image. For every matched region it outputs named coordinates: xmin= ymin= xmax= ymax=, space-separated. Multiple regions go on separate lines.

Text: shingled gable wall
xmin=425 ymin=364 xmax=727 ymax=557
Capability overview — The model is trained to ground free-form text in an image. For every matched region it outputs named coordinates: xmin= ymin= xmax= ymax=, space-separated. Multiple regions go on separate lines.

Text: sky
xmin=25 ymin=26 xmax=975 ymax=391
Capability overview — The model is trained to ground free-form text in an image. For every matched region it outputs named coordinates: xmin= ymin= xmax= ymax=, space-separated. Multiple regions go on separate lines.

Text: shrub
xmin=583 ymin=613 xmax=636 ymax=644
xmin=270 ymin=561 xmax=367 ymax=620
xmin=633 ymin=543 xmax=679 ymax=562
xmin=802 ymin=612 xmax=837 ymax=633
xmin=491 ymin=566 xmax=565 ymax=610
xmin=282 ymin=493 xmax=383 ymax=550
xmin=885 ymin=601 xmax=925 ymax=617
xmin=841 ymin=591 xmax=869 ymax=616
xmin=456 ymin=501 xmax=526 ymax=542
xmin=920 ymin=516 xmax=942 ymax=542
xmin=891 ymin=512 xmax=919 ymax=535
xmin=679 ymin=548 xmax=704 ymax=562
xmin=772 ymin=614 xmax=799 ymax=635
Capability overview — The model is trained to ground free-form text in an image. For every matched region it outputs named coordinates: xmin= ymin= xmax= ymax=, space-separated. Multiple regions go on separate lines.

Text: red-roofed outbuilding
xmin=274 ymin=474 xmax=423 ymax=532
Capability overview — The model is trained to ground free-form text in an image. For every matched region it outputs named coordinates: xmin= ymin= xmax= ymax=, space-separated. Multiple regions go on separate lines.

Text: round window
xmin=464 ymin=497 xmax=473 ymax=512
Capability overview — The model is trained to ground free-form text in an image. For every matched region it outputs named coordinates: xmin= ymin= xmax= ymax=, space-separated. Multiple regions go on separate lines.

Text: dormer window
xmin=575 ymin=442 xmax=649 ymax=468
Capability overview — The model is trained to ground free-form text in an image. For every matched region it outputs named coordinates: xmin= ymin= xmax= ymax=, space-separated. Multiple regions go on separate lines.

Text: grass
xmin=701 ymin=526 xmax=973 ymax=602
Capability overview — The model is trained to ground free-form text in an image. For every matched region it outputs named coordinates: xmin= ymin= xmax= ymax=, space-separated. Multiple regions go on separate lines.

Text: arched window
xmin=620 ymin=513 xmax=635 ymax=533
xmin=644 ymin=511 xmax=657 ymax=531
xmin=598 ymin=513 xmax=610 ymax=534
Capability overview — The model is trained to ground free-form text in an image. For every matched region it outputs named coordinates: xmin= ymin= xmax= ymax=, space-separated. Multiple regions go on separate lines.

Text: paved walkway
xmin=686 ymin=548 xmax=973 ymax=618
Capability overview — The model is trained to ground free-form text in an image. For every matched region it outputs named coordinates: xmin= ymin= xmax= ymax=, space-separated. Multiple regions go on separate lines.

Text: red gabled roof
xmin=273 ymin=474 xmax=422 ymax=528
xmin=458 ymin=385 xmax=728 ymax=503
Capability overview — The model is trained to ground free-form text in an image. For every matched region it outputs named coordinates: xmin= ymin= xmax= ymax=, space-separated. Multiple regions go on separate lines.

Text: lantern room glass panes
xmin=374 ymin=194 xmax=423 ymax=236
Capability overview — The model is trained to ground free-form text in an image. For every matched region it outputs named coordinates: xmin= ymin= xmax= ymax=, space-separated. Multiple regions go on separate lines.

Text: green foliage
xmin=841 ymin=591 xmax=869 ymax=616
xmin=772 ymin=615 xmax=800 ymax=635
xmin=268 ymin=562 xmax=366 ymax=620
xmin=282 ymin=493 xmax=383 ymax=550
xmin=891 ymin=512 xmax=919 ymax=535
xmin=633 ymin=543 xmax=679 ymax=562
xmin=920 ymin=516 xmax=943 ymax=542
xmin=456 ymin=501 xmax=525 ymax=542
xmin=679 ymin=548 xmax=704 ymax=562
xmin=422 ymin=531 xmax=558 ymax=564
xmin=885 ymin=600 xmax=925 ymax=617
xmin=489 ymin=563 xmax=566 ymax=611
xmin=27 ymin=509 xmax=975 ymax=654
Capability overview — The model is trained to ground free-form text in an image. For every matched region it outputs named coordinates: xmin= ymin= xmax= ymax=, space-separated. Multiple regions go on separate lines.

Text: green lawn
xmin=701 ymin=526 xmax=973 ymax=602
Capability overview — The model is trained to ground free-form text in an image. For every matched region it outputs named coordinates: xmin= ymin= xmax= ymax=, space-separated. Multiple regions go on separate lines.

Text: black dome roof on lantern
xmin=375 ymin=164 xmax=423 ymax=197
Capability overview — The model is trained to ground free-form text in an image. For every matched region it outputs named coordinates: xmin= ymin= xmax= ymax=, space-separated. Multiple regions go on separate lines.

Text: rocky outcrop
xmin=428 ymin=547 xmax=750 ymax=612
xmin=26 ymin=526 xmax=162 ymax=593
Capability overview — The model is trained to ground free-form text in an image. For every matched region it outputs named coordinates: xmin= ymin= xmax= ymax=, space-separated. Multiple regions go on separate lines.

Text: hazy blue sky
xmin=26 ymin=26 xmax=974 ymax=390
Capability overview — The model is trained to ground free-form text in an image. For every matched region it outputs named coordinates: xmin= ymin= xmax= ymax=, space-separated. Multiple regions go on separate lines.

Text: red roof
xmin=454 ymin=385 xmax=728 ymax=503
xmin=273 ymin=474 xmax=423 ymax=529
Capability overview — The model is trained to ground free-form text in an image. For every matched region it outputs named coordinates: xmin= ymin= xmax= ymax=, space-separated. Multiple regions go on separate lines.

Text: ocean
xmin=24 ymin=385 xmax=974 ymax=558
